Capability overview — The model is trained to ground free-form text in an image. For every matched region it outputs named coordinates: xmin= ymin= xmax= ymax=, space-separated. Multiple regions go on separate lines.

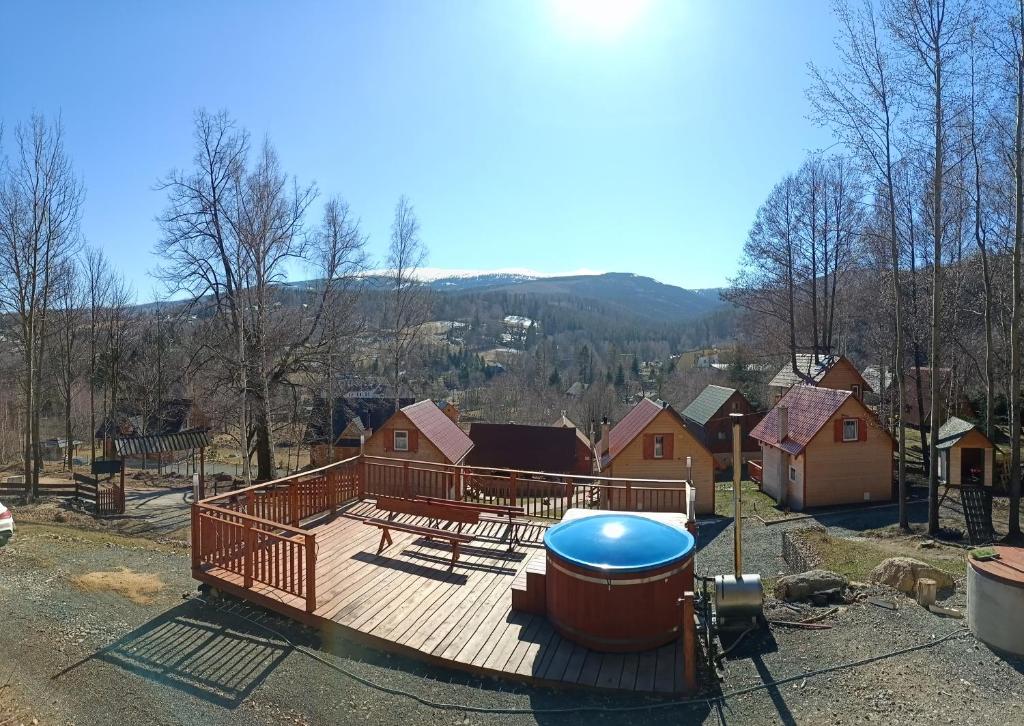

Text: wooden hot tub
xmin=543 ymin=513 xmax=695 ymax=652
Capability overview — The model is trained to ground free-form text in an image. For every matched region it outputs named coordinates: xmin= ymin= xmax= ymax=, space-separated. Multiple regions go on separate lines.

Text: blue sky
xmin=1 ymin=1 xmax=839 ymax=298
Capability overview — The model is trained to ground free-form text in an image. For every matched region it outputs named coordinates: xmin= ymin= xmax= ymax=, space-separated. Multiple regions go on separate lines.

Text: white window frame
xmin=842 ymin=418 xmax=859 ymax=442
xmin=393 ymin=429 xmax=409 ymax=452
xmin=653 ymin=435 xmax=665 ymax=459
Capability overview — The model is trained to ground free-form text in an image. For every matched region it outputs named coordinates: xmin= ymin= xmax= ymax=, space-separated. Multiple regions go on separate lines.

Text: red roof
xmin=602 ymin=398 xmax=668 ymax=467
xmin=401 ymin=400 xmax=474 ymax=463
xmin=750 ymin=385 xmax=851 ymax=455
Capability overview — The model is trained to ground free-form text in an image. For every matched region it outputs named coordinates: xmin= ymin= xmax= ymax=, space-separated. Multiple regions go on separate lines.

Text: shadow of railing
xmin=55 ymin=601 xmax=294 ymax=709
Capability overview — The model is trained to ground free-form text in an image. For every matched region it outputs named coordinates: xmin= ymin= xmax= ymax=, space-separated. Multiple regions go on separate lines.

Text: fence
xmin=361 ymin=456 xmax=694 ymax=522
xmin=191 ymin=456 xmax=360 ymax=612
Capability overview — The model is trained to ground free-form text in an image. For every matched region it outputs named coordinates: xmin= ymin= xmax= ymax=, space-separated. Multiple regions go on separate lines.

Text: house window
xmin=731 ymin=401 xmax=739 ymax=412
xmin=718 ymin=431 xmax=727 ymax=441
xmin=843 ymin=419 xmax=859 ymax=442
xmin=851 ymin=383 xmax=862 ymax=399
xmin=654 ymin=435 xmax=665 ymax=459
xmin=394 ymin=430 xmax=409 ymax=451
xmin=789 ymin=466 xmax=797 ymax=482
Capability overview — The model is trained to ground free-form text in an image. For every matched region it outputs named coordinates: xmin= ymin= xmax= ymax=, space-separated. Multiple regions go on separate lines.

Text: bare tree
xmin=810 ymin=0 xmax=911 ymax=528
xmin=381 ymin=195 xmax=431 ymax=409
xmin=887 ymin=0 xmax=969 ymax=534
xmin=51 ymin=260 xmax=84 ymax=470
xmin=0 ymin=115 xmax=82 ymax=498
xmin=157 ymin=110 xmax=367 ymax=481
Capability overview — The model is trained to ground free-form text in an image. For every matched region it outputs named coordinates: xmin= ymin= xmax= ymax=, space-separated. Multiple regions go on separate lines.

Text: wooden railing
xmin=361 ymin=456 xmax=694 ymax=521
xmin=191 ymin=456 xmax=360 ymax=612
xmin=749 ymin=460 xmax=763 ymax=485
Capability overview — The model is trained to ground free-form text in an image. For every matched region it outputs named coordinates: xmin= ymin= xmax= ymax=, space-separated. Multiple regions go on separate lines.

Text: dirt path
xmin=2 ymin=510 xmax=1023 ymax=725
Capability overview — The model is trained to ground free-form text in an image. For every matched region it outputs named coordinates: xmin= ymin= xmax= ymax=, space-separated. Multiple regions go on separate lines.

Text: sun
xmin=551 ymin=0 xmax=652 ymax=40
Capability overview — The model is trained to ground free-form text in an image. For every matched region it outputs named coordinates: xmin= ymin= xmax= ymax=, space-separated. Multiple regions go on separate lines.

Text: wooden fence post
xmin=305 ymin=533 xmax=317 ymax=613
xmin=246 ymin=490 xmax=255 ymax=517
xmin=682 ymin=591 xmax=697 ymax=693
xmin=290 ymin=482 xmax=299 ymax=526
xmin=359 ymin=457 xmax=367 ymax=500
xmin=243 ymin=518 xmax=254 ymax=589
xmin=190 ymin=505 xmax=200 ymax=572
xmin=625 ymin=481 xmax=632 ymax=511
xmin=403 ymin=460 xmax=410 ymax=499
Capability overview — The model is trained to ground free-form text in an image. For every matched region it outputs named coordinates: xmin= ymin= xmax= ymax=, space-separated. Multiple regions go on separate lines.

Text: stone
xmin=869 ymin=557 xmax=955 ymax=595
xmin=773 ymin=569 xmax=849 ymax=602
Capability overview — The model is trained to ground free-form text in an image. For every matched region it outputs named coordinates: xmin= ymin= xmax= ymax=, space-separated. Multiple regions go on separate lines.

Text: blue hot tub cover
xmin=544 ymin=514 xmax=695 ymax=573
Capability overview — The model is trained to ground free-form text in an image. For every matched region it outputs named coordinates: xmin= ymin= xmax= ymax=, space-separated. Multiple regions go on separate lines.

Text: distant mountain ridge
xmin=429 ymin=271 xmax=727 ymax=323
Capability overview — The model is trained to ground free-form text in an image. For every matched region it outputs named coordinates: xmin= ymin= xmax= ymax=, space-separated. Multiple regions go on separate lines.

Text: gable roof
xmin=466 ymin=424 xmax=587 ymax=473
xmin=601 ymin=397 xmax=702 ymax=468
xmin=553 ymin=412 xmax=592 ymax=446
xmin=681 ymin=385 xmax=738 ymax=426
xmin=768 ymin=354 xmax=871 ymax=392
xmin=750 ymin=384 xmax=853 ymax=456
xmin=400 ymin=399 xmax=474 ymax=463
xmin=304 ymin=395 xmax=413 ymax=445
xmin=934 ymin=416 xmax=994 ymax=450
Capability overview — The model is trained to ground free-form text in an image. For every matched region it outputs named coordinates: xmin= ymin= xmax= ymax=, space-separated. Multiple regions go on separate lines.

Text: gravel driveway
xmin=2 ymin=507 xmax=1023 ymax=725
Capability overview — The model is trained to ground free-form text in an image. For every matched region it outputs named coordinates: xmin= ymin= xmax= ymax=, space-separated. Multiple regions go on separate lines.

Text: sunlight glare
xmin=551 ymin=0 xmax=652 ymax=40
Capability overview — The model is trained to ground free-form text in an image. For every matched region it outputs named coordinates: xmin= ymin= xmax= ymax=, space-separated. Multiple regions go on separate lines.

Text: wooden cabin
xmin=304 ymin=394 xmax=413 ymax=466
xmin=768 ymin=354 xmax=871 ymax=403
xmin=596 ymin=397 xmax=715 ymax=515
xmin=364 ymin=399 xmax=474 ymax=466
xmin=466 ymin=423 xmax=593 ymax=475
xmin=750 ymin=384 xmax=893 ymax=511
xmin=680 ymin=385 xmax=764 ymax=471
xmin=935 ymin=417 xmax=995 ymax=487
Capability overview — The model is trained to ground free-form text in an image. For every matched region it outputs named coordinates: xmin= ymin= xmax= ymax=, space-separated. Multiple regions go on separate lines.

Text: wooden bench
xmin=364 ymin=496 xmax=479 ymax=567
xmin=415 ymin=496 xmax=529 ymax=550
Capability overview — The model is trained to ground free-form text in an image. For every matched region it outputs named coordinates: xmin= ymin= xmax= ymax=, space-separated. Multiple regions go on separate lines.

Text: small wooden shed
xmin=935 ymin=417 xmax=996 ymax=487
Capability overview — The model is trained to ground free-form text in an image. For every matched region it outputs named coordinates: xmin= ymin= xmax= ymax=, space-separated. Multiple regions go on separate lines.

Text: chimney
xmin=778 ymin=406 xmax=789 ymax=443
xmin=599 ymin=416 xmax=611 ymax=458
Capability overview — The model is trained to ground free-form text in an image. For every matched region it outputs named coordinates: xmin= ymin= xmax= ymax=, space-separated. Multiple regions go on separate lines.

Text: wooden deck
xmin=196 ymin=499 xmax=689 ymax=694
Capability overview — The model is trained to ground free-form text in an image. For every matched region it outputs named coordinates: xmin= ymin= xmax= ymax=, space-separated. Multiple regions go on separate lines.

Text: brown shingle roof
xmin=750 ymin=384 xmax=852 ymax=456
xmin=401 ymin=400 xmax=474 ymax=463
xmin=466 ymin=424 xmax=588 ymax=474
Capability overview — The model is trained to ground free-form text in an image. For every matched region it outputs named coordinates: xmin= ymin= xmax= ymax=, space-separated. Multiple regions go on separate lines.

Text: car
xmin=0 ymin=500 xmax=13 ymax=546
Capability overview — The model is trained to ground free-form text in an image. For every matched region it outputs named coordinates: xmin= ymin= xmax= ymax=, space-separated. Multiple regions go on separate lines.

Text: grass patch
xmin=715 ymin=480 xmax=802 ymax=522
xmin=800 ymin=528 xmax=966 ymax=582
xmin=71 ymin=567 xmax=166 ymax=605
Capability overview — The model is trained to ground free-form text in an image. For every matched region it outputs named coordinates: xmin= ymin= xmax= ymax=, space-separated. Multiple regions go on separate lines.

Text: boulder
xmin=869 ymin=557 xmax=955 ymax=595
xmin=773 ymin=569 xmax=849 ymax=602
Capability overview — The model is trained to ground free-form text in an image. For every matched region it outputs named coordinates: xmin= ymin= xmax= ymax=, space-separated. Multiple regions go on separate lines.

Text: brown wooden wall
xmin=603 ymin=408 xmax=715 ymax=514
xmin=363 ymin=411 xmax=453 ymax=464
xmin=800 ymin=398 xmax=892 ymax=508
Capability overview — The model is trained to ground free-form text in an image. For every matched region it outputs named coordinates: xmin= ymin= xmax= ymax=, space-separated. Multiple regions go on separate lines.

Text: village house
xmin=596 ymin=397 xmax=715 ymax=514
xmin=364 ymin=399 xmax=474 ymax=466
xmin=552 ymin=411 xmax=593 ymax=447
xmin=466 ymin=423 xmax=593 ymax=475
xmin=750 ymin=384 xmax=893 ymax=511
xmin=680 ymin=385 xmax=763 ymax=470
xmin=768 ymin=353 xmax=871 ymax=403
xmin=304 ymin=394 xmax=413 ymax=466
xmin=935 ymin=416 xmax=996 ymax=488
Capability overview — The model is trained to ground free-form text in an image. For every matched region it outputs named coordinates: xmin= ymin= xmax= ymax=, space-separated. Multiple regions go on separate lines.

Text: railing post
xmin=625 ymin=481 xmax=632 ymax=511
xmin=510 ymin=471 xmax=518 ymax=506
xmin=681 ymin=591 xmax=696 ymax=693
xmin=243 ymin=517 xmax=254 ymax=589
xmin=246 ymin=490 xmax=255 ymax=517
xmin=358 ymin=457 xmax=367 ymax=500
xmin=190 ymin=505 xmax=200 ymax=572
xmin=403 ymin=460 xmax=410 ymax=499
xmin=289 ymin=481 xmax=299 ymax=526
xmin=305 ymin=532 xmax=317 ymax=613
